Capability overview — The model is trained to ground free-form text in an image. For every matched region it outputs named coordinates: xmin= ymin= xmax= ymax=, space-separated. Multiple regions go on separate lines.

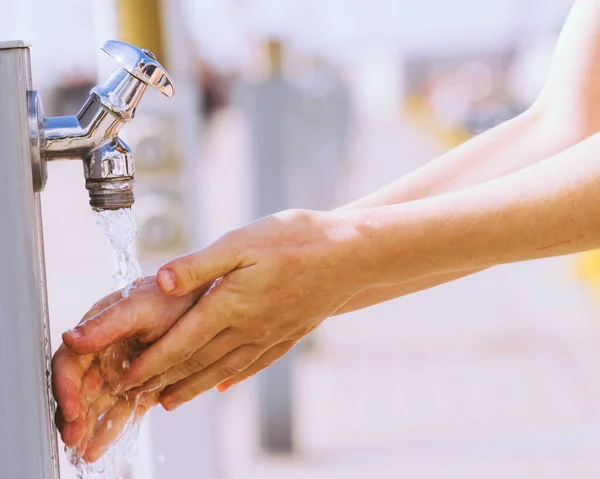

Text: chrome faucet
xmin=29 ymin=40 xmax=175 ymax=210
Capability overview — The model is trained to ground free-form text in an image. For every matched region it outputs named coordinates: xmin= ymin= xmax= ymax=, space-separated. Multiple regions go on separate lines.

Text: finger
xmin=80 ymin=289 xmax=123 ymax=322
xmin=157 ymin=233 xmax=242 ymax=296
xmin=55 ymin=408 xmax=87 ymax=449
xmin=97 ymin=339 xmax=147 ymax=393
xmin=61 ymin=418 xmax=88 ymax=450
xmin=153 ymin=329 xmax=244 ymax=389
xmin=83 ymin=397 xmax=138 ymax=463
xmin=78 ymin=437 xmax=90 ymax=459
xmin=61 ymin=288 xmax=126 ymax=355
xmin=118 ymin=296 xmax=225 ymax=391
xmin=91 ymin=392 xmax=119 ymax=419
xmin=78 ymin=391 xmax=118 ymax=455
xmin=63 ymin=279 xmax=204 ymax=355
xmin=133 ymin=386 xmax=161 ymax=409
xmin=80 ymin=407 xmax=98 ymax=457
xmin=160 ymin=344 xmax=264 ymax=410
xmin=52 ymin=344 xmax=93 ymax=422
xmin=216 ymin=340 xmax=297 ymax=392
xmin=80 ymin=363 xmax=104 ymax=408
xmin=62 ymin=298 xmax=144 ymax=355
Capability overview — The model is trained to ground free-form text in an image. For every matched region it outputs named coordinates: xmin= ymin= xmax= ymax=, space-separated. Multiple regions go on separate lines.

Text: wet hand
xmin=53 ymin=339 xmax=157 ymax=463
xmin=53 ymin=276 xmax=203 ymax=462
xmin=117 ymin=209 xmax=367 ymax=409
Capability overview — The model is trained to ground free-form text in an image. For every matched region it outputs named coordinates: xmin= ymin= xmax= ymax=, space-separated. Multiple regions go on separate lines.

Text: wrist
xmin=329 ymin=205 xmax=442 ymax=289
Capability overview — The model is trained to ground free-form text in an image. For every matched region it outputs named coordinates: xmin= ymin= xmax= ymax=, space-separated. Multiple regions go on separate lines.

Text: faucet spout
xmin=84 ymin=137 xmax=135 ymax=210
xmin=28 ymin=40 xmax=175 ymax=210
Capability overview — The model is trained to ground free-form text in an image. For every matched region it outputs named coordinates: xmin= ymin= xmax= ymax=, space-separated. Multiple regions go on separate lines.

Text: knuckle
xmin=243 ymin=327 xmax=268 ymax=343
xmin=218 ymin=363 xmax=241 ymax=379
xmin=184 ymin=355 xmax=208 ymax=373
xmin=221 ymin=230 xmax=243 ymax=260
xmin=233 ymin=372 xmax=249 ymax=382
xmin=174 ymin=344 xmax=196 ymax=363
xmin=181 ymin=266 xmax=201 ymax=291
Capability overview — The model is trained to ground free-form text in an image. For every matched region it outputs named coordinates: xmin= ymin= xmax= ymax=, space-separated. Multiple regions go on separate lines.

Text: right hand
xmin=53 ymin=276 xmax=205 ymax=463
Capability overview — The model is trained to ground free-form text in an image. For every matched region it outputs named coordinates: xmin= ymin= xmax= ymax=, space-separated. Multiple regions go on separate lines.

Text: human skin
xmin=53 ymin=277 xmax=205 ymax=462
xmin=117 ymin=0 xmax=600 ymax=400
xmin=54 ymin=0 xmax=600 ymax=462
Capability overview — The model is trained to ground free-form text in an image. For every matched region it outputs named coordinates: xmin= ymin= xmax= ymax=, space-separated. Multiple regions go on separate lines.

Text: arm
xmin=336 ymin=0 xmax=600 ymax=313
xmin=56 ymin=0 xmax=600 ymax=419
xmin=350 ymin=131 xmax=600 ymax=287
xmin=110 ymin=130 xmax=600 ymax=408
xmin=335 ymin=110 xmax=562 ymax=314
xmin=345 ymin=0 xmax=600 ymax=212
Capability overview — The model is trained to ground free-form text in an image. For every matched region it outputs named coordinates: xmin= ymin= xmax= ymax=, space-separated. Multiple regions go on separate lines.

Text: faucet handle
xmin=101 ymin=40 xmax=175 ymax=98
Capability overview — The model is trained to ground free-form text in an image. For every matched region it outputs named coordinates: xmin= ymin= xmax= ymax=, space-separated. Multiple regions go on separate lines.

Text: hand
xmin=53 ymin=339 xmax=157 ymax=463
xmin=53 ymin=277 xmax=203 ymax=462
xmin=115 ymin=209 xmax=366 ymax=409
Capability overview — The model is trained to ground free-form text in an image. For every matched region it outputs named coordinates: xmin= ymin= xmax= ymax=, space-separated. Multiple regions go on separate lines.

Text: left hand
xmin=53 ymin=339 xmax=159 ymax=463
xmin=117 ymin=209 xmax=367 ymax=410
xmin=53 ymin=276 xmax=205 ymax=462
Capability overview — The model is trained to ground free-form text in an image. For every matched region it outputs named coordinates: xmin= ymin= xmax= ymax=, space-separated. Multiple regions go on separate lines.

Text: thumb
xmin=157 ymin=233 xmax=242 ymax=296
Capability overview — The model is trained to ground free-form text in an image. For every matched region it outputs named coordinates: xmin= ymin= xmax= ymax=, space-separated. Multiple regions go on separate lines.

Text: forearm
xmin=336 ymin=0 xmax=600 ymax=313
xmin=341 ymin=107 xmax=576 ymax=210
xmin=344 ymin=0 xmax=600 ymax=212
xmin=352 ymin=132 xmax=600 ymax=287
xmin=336 ymin=103 xmax=581 ymax=314
xmin=334 ymin=271 xmax=467 ymax=315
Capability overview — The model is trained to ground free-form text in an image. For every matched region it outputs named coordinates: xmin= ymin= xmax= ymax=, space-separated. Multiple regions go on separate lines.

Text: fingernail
xmin=158 ymin=269 xmax=177 ymax=293
xmin=216 ymin=383 xmax=231 ymax=393
xmin=66 ymin=328 xmax=83 ymax=340
xmin=163 ymin=400 xmax=179 ymax=412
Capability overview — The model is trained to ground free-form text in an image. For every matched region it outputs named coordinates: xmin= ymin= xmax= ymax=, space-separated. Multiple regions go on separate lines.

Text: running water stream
xmin=94 ymin=208 xmax=143 ymax=292
xmin=67 ymin=208 xmax=145 ymax=479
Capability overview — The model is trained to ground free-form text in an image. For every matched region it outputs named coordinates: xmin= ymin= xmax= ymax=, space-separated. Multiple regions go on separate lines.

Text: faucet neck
xmin=44 ymin=98 xmax=123 ymax=161
xmin=92 ymin=68 xmax=148 ymax=121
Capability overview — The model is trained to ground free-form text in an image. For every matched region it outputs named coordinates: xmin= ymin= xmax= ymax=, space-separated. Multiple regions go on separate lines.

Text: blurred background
xmin=6 ymin=0 xmax=600 ymax=477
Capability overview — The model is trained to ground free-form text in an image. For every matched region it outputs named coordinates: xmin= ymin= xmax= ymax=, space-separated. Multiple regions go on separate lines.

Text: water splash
xmin=67 ymin=208 xmax=145 ymax=478
xmin=66 ymin=419 xmax=142 ymax=479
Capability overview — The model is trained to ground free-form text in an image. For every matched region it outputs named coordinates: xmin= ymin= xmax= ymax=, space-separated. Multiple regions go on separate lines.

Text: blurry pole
xmin=241 ymin=40 xmax=296 ymax=453
xmin=237 ymin=41 xmax=351 ymax=454
xmin=0 ymin=42 xmax=60 ymax=479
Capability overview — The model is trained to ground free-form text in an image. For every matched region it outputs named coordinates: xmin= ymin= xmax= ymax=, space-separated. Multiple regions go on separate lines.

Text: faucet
xmin=29 ymin=40 xmax=175 ymax=210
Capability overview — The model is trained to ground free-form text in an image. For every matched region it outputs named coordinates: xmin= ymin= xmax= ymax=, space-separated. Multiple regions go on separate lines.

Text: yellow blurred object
xmin=575 ymin=249 xmax=600 ymax=283
xmin=116 ymin=0 xmax=166 ymax=67
xmin=265 ymin=39 xmax=283 ymax=78
xmin=402 ymin=93 xmax=472 ymax=150
xmin=575 ymin=250 xmax=600 ymax=312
